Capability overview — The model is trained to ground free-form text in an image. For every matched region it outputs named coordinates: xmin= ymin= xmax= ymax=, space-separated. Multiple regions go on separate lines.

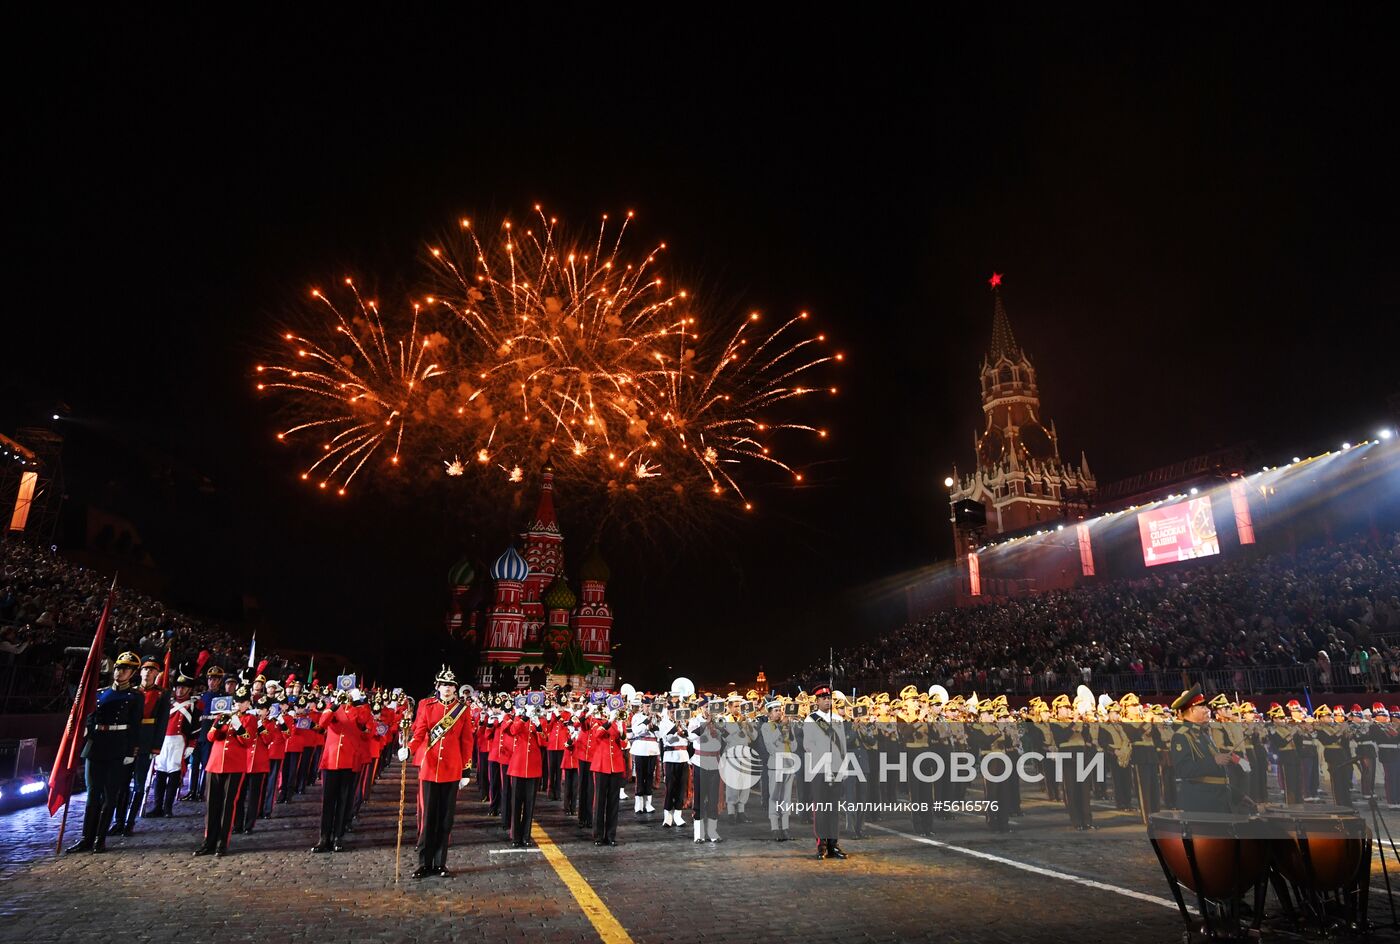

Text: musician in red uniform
xmin=590 ymin=704 xmax=628 ymax=846
xmin=507 ymin=705 xmax=547 ymax=847
xmin=546 ymin=703 xmax=571 ymax=800
xmin=403 ymin=666 xmax=475 ymax=878
xmin=312 ymin=687 xmax=368 ymax=853
xmin=576 ymin=706 xmax=597 ymax=830
xmin=493 ymin=709 xmax=515 ymax=834
xmin=195 ymin=685 xmax=253 ymax=858
xmin=235 ymin=696 xmax=278 ymax=834
xmin=561 ymin=712 xmax=583 ymax=816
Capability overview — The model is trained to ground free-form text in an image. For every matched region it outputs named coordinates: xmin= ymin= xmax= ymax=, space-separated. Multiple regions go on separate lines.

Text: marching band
xmin=63 ymin=657 xmax=1400 ymax=874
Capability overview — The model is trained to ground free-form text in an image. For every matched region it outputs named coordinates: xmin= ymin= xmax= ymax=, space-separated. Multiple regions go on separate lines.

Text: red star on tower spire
xmin=988 ymin=272 xmax=1003 ymax=289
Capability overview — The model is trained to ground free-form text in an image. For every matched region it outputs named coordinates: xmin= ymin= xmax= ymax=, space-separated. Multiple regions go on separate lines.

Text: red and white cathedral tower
xmin=947 ymin=275 xmax=1097 ymax=589
xmin=571 ymin=546 xmax=613 ymax=667
xmin=520 ymin=464 xmax=564 ymax=646
xmin=472 ymin=468 xmax=617 ymax=690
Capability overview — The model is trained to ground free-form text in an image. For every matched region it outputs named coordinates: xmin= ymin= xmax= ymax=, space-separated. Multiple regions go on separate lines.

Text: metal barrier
xmin=832 ymin=662 xmax=1391 ymax=697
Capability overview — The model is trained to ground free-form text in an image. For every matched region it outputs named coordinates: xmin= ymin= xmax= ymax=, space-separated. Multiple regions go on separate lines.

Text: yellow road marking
xmin=532 ymin=822 xmax=634 ymax=944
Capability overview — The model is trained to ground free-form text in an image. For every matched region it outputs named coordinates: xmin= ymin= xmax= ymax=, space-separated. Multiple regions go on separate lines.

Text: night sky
xmin=7 ymin=12 xmax=1397 ymax=688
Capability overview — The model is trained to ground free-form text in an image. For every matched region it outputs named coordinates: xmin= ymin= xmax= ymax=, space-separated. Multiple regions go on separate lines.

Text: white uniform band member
xmin=761 ymin=698 xmax=798 ymax=840
xmin=801 ymin=685 xmax=849 ymax=860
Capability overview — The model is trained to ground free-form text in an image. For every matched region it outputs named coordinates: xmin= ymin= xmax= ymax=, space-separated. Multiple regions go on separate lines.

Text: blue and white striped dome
xmin=490 ymin=546 xmax=530 ymax=582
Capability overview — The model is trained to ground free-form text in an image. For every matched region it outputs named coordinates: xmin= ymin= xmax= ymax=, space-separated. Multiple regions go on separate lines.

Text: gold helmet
xmin=114 ymin=651 xmax=141 ymax=668
xmin=1119 ymin=692 xmax=1140 ymax=708
xmin=899 ymin=684 xmax=919 ymax=701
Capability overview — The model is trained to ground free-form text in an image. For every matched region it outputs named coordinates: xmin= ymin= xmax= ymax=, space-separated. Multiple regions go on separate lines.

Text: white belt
xmin=94 ymin=724 xmax=129 ymax=731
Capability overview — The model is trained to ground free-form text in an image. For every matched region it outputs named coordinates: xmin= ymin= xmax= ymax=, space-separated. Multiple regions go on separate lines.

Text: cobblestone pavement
xmin=4 ymin=770 xmax=1400 ymax=943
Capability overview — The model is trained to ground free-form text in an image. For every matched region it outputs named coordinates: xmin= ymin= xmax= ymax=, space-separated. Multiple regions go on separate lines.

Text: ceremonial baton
xmin=394 ymin=718 xmax=410 ymax=886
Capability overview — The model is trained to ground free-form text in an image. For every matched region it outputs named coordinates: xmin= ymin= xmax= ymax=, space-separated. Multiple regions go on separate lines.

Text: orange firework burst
xmin=256 ymin=279 xmax=450 ymax=494
xmin=257 ymin=209 xmax=840 ymax=517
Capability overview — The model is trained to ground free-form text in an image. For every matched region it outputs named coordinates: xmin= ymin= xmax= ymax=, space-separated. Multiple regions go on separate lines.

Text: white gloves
xmin=349 ymin=687 xmax=363 ymax=702
xmin=123 ymin=755 xmax=134 ymax=765
xmin=459 ymin=776 xmax=471 ymax=789
xmin=397 ymin=747 xmax=410 ymax=762
xmin=606 ymin=708 xmax=618 ymax=722
xmin=183 ymin=746 xmax=194 ymax=759
xmin=230 ymin=715 xmax=243 ymax=731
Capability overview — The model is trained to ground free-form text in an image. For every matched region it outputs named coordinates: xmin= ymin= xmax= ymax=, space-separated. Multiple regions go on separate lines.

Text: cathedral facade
xmin=447 ymin=466 xmax=616 ymax=692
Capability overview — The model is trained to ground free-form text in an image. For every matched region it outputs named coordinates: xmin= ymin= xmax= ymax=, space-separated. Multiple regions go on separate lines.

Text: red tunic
xmin=246 ymin=715 xmax=276 ymax=774
xmin=205 ymin=715 xmax=253 ymax=774
xmin=317 ymin=705 xmax=364 ymax=771
xmin=588 ymin=719 xmax=628 ymax=774
xmin=506 ymin=718 xmax=547 ymax=778
xmin=407 ymin=696 xmax=475 ymax=783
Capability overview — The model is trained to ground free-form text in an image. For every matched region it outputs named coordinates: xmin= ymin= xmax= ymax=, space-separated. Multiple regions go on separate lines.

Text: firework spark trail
xmin=258 ymin=209 xmax=840 ymax=517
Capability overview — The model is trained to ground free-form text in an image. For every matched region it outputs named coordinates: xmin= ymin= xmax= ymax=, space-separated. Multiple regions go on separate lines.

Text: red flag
xmin=160 ymin=646 xmax=172 ymax=689
xmin=48 ymin=579 xmax=117 ymax=816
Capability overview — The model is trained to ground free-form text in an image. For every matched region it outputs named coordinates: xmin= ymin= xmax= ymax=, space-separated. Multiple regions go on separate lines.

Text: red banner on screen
xmin=1137 ymin=496 xmax=1220 ymax=567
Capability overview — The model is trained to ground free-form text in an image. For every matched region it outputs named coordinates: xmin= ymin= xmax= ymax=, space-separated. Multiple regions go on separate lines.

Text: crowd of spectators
xmin=0 ymin=540 xmax=300 ymax=712
xmin=793 ymin=531 xmax=1400 ymax=695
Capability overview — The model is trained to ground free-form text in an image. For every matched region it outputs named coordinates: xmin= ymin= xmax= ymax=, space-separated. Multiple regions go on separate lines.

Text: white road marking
xmin=867 ymin=823 xmax=1184 ymax=911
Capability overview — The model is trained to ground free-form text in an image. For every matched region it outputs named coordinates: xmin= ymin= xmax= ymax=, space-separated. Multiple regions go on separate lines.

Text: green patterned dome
xmin=447 ymin=556 xmax=476 ymax=588
xmin=579 ymin=545 xmax=610 ymax=583
xmin=541 ymin=575 xmax=577 ymax=611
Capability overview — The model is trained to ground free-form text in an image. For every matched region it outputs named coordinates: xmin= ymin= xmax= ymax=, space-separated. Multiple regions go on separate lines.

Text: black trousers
xmin=488 ymin=760 xmax=503 ymax=815
xmin=692 ymin=766 xmax=720 ymax=819
xmin=564 ymin=767 xmax=579 ymax=813
xmin=1278 ymin=751 xmax=1303 ymax=804
xmin=203 ymin=771 xmax=245 ymax=851
xmin=235 ymin=772 xmax=266 ymax=832
xmin=811 ymin=776 xmax=841 ymax=846
xmin=511 ymin=776 xmax=539 ymax=843
xmin=1061 ymin=772 xmax=1092 ymax=828
xmin=1108 ymin=757 xmax=1134 ymax=810
xmin=279 ymin=753 xmax=301 ymax=801
xmin=499 ymin=769 xmax=513 ymax=831
xmin=153 ymin=769 xmax=182 ymax=814
xmin=477 ymin=751 xmax=491 ymax=800
xmin=82 ymin=757 xmax=130 ymax=843
xmin=418 ymin=779 xmax=460 ymax=870
xmin=592 ymin=770 xmax=623 ymax=842
xmin=910 ymin=775 xmax=934 ymax=833
xmin=114 ymin=749 xmax=154 ymax=830
xmin=188 ymin=739 xmax=211 ymax=797
xmin=634 ymin=755 xmax=657 ymax=800
xmin=577 ymin=761 xmax=594 ymax=826
xmin=547 ymin=750 xmax=564 ymax=799
xmin=663 ymin=761 xmax=689 ymax=811
xmin=262 ymin=759 xmax=282 ymax=816
xmin=319 ymin=769 xmax=356 ymax=843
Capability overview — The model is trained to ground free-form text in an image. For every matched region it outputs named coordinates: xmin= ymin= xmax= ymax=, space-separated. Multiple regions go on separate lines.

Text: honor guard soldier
xmin=801 ymin=685 xmax=848 ymax=860
xmin=111 ymin=654 xmax=171 ymax=835
xmin=1169 ymin=685 xmax=1237 ymax=813
xmin=195 ymin=685 xmax=253 ymax=857
xmin=403 ymin=666 xmax=474 ymax=877
xmin=65 ymin=651 xmax=143 ymax=854
xmin=150 ymin=663 xmax=199 ymax=817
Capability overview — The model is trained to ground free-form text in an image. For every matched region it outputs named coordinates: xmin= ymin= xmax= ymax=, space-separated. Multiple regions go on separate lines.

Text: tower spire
xmin=987 ymin=273 xmax=1019 ymax=362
